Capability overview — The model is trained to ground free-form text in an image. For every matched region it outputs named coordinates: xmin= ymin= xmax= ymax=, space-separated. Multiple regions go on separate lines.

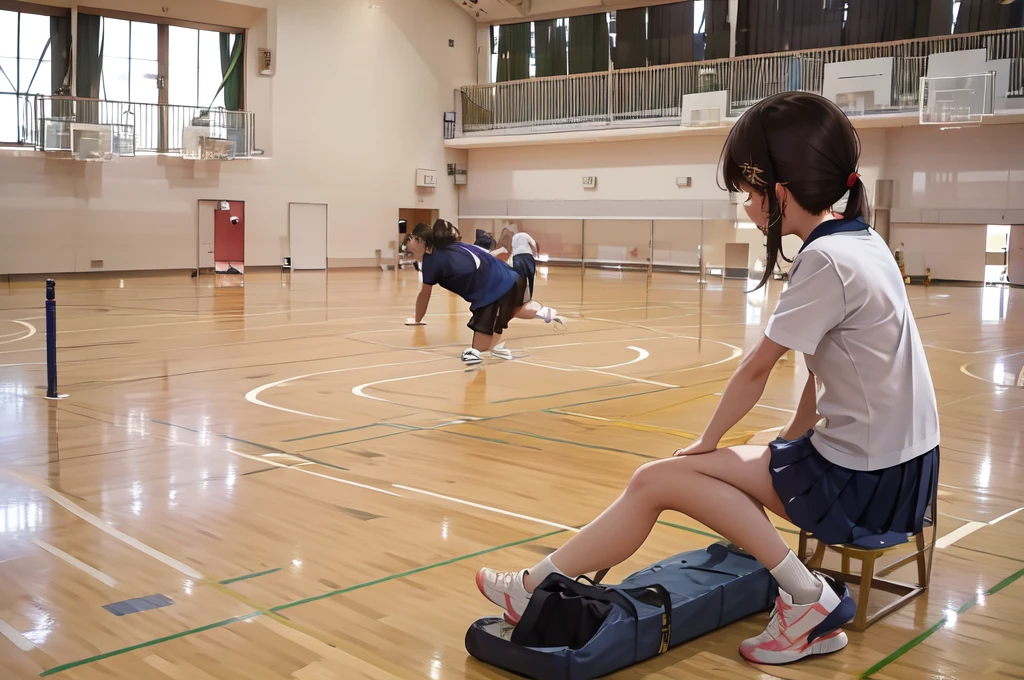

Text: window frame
xmin=80 ymin=7 xmax=246 ymax=110
xmin=0 ymin=0 xmax=72 ymax=145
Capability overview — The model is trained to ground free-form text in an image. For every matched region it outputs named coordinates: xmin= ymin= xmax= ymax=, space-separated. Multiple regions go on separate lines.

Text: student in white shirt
xmin=475 ymin=92 xmax=939 ymax=665
xmin=493 ymin=225 xmax=540 ymax=296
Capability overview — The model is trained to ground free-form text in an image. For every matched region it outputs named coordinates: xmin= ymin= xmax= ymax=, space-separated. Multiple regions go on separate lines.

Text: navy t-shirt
xmin=421 ymin=242 xmax=518 ymax=311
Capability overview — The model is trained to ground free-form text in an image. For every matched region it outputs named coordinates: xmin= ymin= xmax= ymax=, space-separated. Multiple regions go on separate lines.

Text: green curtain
xmin=534 ymin=19 xmax=567 ymax=77
xmin=496 ymin=22 xmax=531 ymax=82
xmin=648 ymin=2 xmax=694 ymax=66
xmin=219 ymin=32 xmax=245 ymax=111
xmin=76 ymin=14 xmax=102 ymax=99
xmin=613 ymin=8 xmax=648 ymax=69
xmin=568 ymin=13 xmax=609 ymax=74
xmin=50 ymin=16 xmax=72 ymax=95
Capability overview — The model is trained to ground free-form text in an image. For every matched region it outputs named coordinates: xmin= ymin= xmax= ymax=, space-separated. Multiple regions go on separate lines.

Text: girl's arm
xmin=779 ymin=371 xmax=819 ymax=440
xmin=407 ymin=283 xmax=432 ymax=325
xmin=675 ymin=334 xmax=789 ymax=455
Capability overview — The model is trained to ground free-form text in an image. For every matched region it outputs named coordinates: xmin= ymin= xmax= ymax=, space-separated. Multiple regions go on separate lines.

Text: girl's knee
xmin=627 ymin=458 xmax=695 ymax=501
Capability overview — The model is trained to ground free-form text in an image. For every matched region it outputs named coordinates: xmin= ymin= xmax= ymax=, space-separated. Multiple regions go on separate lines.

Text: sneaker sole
xmin=462 ymin=356 xmax=482 ymax=365
xmin=475 ymin=570 xmax=521 ymax=626
xmin=740 ymin=629 xmax=849 ymax=665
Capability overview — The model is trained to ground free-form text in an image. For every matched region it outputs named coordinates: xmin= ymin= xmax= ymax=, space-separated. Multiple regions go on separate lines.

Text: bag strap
xmin=622 ymin=584 xmax=672 ymax=654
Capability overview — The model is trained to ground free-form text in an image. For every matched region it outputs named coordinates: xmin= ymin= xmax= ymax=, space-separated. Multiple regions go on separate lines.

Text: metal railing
xmin=19 ymin=95 xmax=256 ymax=158
xmin=461 ymin=27 xmax=1024 ymax=133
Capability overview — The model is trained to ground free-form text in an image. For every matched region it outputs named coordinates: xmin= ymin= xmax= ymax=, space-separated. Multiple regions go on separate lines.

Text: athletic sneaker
xmin=739 ymin=573 xmax=855 ymax=665
xmin=490 ymin=347 xmax=515 ymax=360
xmin=540 ymin=307 xmax=564 ymax=327
xmin=476 ymin=568 xmax=531 ymax=625
xmin=462 ymin=348 xmax=483 ymax=365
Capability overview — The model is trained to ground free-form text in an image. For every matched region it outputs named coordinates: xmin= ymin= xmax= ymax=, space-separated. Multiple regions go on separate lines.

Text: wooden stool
xmin=797 ymin=521 xmax=936 ymax=631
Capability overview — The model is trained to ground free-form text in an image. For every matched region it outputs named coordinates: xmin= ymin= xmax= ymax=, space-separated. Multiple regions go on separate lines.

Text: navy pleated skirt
xmin=769 ymin=433 xmax=939 ymax=548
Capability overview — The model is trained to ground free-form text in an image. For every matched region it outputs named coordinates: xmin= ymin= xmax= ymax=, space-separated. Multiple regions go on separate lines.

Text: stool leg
xmin=809 ymin=540 xmax=826 ymax=570
xmin=798 ymin=531 xmax=808 ymax=562
xmin=852 ymin=553 xmax=876 ymax=631
xmin=841 ymin=553 xmax=851 ymax=575
xmin=915 ymin=533 xmax=928 ymax=587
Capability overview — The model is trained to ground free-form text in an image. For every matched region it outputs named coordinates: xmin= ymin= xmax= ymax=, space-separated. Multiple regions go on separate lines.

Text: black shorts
xmin=468 ymin=275 xmax=529 ymax=336
xmin=511 ymin=253 xmax=537 ymax=295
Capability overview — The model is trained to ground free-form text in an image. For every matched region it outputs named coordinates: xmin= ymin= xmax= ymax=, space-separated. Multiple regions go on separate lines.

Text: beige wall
xmin=0 ymin=0 xmax=476 ymax=274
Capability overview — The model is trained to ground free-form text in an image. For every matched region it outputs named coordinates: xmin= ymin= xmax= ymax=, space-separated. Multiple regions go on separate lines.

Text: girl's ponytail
xmin=844 ymin=173 xmax=871 ymax=223
xmin=431 ymin=219 xmax=461 ymax=248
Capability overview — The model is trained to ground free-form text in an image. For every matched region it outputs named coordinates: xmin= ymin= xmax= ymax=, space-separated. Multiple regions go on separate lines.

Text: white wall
xmin=463 ymin=129 xmax=887 ymax=209
xmin=0 ymin=0 xmax=476 ymax=274
xmin=890 ymin=223 xmax=987 ymax=281
xmin=885 ymin=123 xmax=1024 ymax=217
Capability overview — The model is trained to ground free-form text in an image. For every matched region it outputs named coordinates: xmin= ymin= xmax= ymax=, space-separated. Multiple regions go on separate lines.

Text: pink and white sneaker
xmin=740 ymin=573 xmax=855 ymax=665
xmin=476 ymin=568 xmax=532 ymax=625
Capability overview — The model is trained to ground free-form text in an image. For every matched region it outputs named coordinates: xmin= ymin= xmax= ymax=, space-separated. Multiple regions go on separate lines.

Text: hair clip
xmin=741 ymin=161 xmax=768 ymax=188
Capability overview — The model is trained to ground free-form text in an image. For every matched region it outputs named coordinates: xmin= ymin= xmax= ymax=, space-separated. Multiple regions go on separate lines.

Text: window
xmin=84 ymin=11 xmax=244 ymax=110
xmin=168 ymin=27 xmax=239 ymax=108
xmin=0 ymin=5 xmax=70 ymax=144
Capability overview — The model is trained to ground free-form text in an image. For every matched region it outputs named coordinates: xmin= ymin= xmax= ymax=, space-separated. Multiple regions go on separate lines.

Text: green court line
xmin=485 ymin=427 xmax=657 ymax=460
xmin=218 ymin=567 xmax=282 ymax=585
xmin=283 ymin=422 xmax=413 ymax=443
xmin=300 ymin=427 xmax=420 ymax=452
xmin=272 ymin=529 xmax=566 ymax=612
xmin=39 ymin=613 xmax=262 ymax=676
xmin=493 ymin=383 xmax=631 ymax=404
xmin=151 ymin=419 xmax=350 ymax=471
xmin=37 ymin=530 xmax=564 ymax=676
xmin=860 ymin=565 xmax=1024 ymax=678
xmin=657 ymin=520 xmax=722 ymax=540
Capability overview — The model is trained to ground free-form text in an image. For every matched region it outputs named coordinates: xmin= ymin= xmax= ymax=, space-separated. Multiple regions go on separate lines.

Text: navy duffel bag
xmin=465 ymin=543 xmax=777 ymax=679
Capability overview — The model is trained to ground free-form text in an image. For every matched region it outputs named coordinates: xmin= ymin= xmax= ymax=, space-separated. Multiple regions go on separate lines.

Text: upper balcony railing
xmin=18 ymin=95 xmax=256 ymax=159
xmin=460 ymin=27 xmax=1024 ymax=134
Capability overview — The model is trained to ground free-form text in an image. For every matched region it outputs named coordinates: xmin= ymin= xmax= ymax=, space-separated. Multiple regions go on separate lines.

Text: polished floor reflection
xmin=1 ymin=268 xmax=1022 ymax=679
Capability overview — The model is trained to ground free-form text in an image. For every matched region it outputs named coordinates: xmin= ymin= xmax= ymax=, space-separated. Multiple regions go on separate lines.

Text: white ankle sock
xmin=525 ymin=555 xmax=565 ymax=591
xmin=769 ymin=551 xmax=822 ymax=605
xmin=537 ymin=306 xmax=555 ymax=321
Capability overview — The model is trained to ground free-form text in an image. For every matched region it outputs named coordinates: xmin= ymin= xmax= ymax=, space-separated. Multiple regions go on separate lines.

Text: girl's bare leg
xmin=524 ymin=445 xmax=791 ymax=590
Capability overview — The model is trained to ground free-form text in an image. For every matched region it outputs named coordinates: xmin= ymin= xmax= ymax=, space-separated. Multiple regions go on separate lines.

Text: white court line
xmin=519 ymin=359 xmax=678 ymax=388
xmin=394 ymin=484 xmax=579 ymax=533
xmin=595 ymin=346 xmax=648 ymax=370
xmin=936 ymin=506 xmax=1024 ymax=549
xmin=713 ymin=393 xmax=796 ymax=414
xmin=990 ymin=507 xmax=1024 ymax=525
xmin=224 ymin=448 xmax=401 ymax=497
xmin=29 ymin=537 xmax=117 ymax=587
xmin=936 ymin=521 xmax=987 ymax=549
xmin=1 ymin=470 xmax=203 ymax=579
xmin=0 ymin=617 xmax=34 ymax=651
xmin=352 ymin=368 xmax=468 ymax=403
xmin=0 ymin=320 xmax=36 ymax=346
xmin=246 ymin=357 xmax=443 ymax=420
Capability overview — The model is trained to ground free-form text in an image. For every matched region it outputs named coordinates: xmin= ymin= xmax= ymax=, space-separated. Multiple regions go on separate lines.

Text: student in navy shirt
xmin=404 ymin=220 xmax=563 ymax=364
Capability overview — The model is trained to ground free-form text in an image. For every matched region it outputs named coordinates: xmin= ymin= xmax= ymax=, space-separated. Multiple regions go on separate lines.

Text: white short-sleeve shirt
xmin=765 ymin=228 xmax=939 ymax=471
xmin=511 ymin=232 xmax=537 ymax=256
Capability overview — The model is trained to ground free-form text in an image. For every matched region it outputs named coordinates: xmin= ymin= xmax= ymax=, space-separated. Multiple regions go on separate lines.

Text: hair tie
xmin=847 ymin=172 xmax=861 ymax=189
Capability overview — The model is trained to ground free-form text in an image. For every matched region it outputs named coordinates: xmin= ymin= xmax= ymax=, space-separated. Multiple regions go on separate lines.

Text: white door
xmin=289 ymin=203 xmax=328 ymax=270
xmin=198 ymin=201 xmax=216 ymax=269
xmin=1009 ymin=225 xmax=1024 ymax=286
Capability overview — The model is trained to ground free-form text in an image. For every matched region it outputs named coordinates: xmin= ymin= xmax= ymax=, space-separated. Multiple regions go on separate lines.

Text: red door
xmin=214 ymin=201 xmax=245 ymax=263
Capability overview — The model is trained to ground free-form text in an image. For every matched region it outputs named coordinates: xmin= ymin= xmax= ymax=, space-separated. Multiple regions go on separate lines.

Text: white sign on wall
xmin=416 ymin=168 xmax=437 ymax=188
xmin=582 ymin=176 xmax=597 ymax=189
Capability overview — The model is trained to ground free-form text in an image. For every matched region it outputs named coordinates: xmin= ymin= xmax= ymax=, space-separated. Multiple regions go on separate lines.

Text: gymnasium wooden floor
xmin=1 ymin=266 xmax=1022 ymax=679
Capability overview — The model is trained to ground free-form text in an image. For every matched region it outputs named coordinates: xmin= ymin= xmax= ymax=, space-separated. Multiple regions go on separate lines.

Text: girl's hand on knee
xmin=674 ymin=438 xmax=717 ymax=456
